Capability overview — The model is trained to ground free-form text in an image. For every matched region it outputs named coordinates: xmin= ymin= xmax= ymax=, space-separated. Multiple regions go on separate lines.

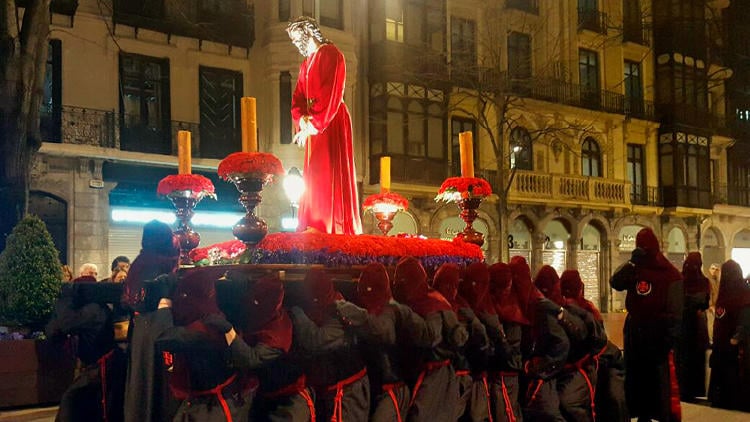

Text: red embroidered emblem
xmin=716 ymin=307 xmax=726 ymax=319
xmin=162 ymin=351 xmax=174 ymax=368
xmin=636 ymin=280 xmax=652 ymax=296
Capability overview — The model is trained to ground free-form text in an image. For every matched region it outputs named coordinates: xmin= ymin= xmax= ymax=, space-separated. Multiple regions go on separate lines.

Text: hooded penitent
xmin=682 ymin=252 xmax=711 ymax=296
xmin=123 ymin=220 xmax=180 ymax=307
xmin=715 ymin=259 xmax=750 ymax=316
xmin=560 ymin=269 xmax=602 ymax=321
xmin=627 ymin=227 xmax=683 ymax=317
xmin=243 ymin=274 xmax=292 ymax=353
xmin=508 ymin=256 xmax=543 ymax=322
xmin=488 ymin=262 xmax=529 ymax=325
xmin=459 ymin=262 xmax=496 ymax=315
xmin=303 ymin=269 xmax=343 ymax=325
xmin=534 ymin=265 xmax=565 ymax=306
xmin=432 ymin=263 xmax=469 ymax=315
xmin=393 ymin=256 xmax=451 ymax=317
xmin=171 ymin=268 xmax=224 ymax=327
xmin=357 ymin=262 xmax=392 ymax=315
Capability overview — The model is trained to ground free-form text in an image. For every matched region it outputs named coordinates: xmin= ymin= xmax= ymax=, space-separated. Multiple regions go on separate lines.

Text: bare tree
xmin=0 ymin=0 xmax=51 ymax=251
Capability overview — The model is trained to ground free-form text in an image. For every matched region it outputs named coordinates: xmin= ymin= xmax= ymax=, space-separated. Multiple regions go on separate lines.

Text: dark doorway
xmin=29 ymin=191 xmax=68 ymax=264
xmin=199 ymin=66 xmax=243 ymax=158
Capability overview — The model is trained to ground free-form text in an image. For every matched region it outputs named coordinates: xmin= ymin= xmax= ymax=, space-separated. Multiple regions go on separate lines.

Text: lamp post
xmin=282 ymin=167 xmax=305 ymax=231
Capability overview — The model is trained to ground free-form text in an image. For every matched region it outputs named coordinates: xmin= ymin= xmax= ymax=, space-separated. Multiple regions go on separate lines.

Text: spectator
xmin=101 ymin=256 xmax=130 ymax=282
xmin=73 ymin=263 xmax=98 ymax=283
xmin=110 ymin=267 xmax=128 ymax=284
xmin=707 ymin=263 xmax=721 ymax=343
xmin=61 ymin=265 xmax=74 ymax=282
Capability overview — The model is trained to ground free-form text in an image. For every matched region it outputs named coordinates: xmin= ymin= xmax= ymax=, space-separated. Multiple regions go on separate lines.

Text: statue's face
xmin=289 ymin=29 xmax=312 ymax=57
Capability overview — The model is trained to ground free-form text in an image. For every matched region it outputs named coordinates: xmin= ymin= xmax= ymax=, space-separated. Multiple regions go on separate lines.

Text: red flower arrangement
xmin=189 ymin=239 xmax=246 ymax=265
xmin=362 ymin=192 xmax=409 ymax=213
xmin=157 ymin=174 xmax=217 ymax=199
xmin=435 ymin=176 xmax=493 ymax=203
xmin=218 ymin=152 xmax=285 ymax=183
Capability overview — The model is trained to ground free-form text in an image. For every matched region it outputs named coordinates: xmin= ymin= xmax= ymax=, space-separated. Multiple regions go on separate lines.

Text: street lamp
xmin=282 ymin=167 xmax=305 ymax=230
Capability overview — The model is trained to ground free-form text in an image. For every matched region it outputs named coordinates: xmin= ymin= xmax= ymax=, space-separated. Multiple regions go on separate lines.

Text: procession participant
xmin=121 ymin=220 xmax=181 ymax=422
xmin=678 ymin=252 xmax=711 ymax=401
xmin=287 ymin=16 xmax=361 ymax=235
xmin=205 ymin=274 xmax=315 ymax=421
xmin=156 ymin=267 xmax=253 ymax=422
xmin=488 ymin=262 xmax=526 ymax=422
xmin=432 ymin=263 xmax=490 ymax=421
xmin=337 ymin=262 xmax=439 ymax=421
xmin=509 ymin=256 xmax=570 ymax=422
xmin=610 ymin=227 xmax=683 ymax=422
xmin=708 ymin=259 xmax=750 ymax=411
xmin=290 ymin=269 xmax=370 ymax=421
xmin=392 ymin=256 xmax=468 ymax=422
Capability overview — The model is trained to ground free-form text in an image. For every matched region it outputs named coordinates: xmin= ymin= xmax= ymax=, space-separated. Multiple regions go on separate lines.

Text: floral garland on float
xmin=188 ymin=233 xmax=484 ymax=273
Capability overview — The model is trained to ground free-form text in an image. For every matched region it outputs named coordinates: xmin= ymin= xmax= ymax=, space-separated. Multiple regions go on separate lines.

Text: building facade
xmin=27 ymin=0 xmax=750 ymax=312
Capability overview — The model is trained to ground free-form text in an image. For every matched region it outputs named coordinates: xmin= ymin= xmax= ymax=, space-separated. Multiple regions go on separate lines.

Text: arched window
xmin=510 ymin=126 xmax=532 ymax=170
xmin=581 ymin=137 xmax=601 ymax=177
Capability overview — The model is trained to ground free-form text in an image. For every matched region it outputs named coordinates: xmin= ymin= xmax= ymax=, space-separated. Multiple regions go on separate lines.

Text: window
xmin=385 ymin=93 xmax=443 ymax=159
xmin=510 ymin=127 xmax=533 ymax=170
xmin=280 ymin=71 xmax=292 ymax=144
xmin=41 ymin=39 xmax=62 ymax=143
xmin=451 ymin=118 xmax=476 ymax=176
xmin=578 ymin=0 xmax=605 ymax=33
xmin=579 ymin=49 xmax=599 ymax=93
xmin=624 ymin=60 xmax=643 ymax=114
xmin=508 ymin=32 xmax=532 ymax=79
xmin=199 ymin=67 xmax=242 ymax=159
xmin=303 ymin=0 xmax=343 ymax=29
xmin=451 ymin=17 xmax=476 ymax=70
xmin=658 ymin=132 xmax=711 ymax=208
xmin=627 ymin=144 xmax=646 ymax=203
xmin=581 ymin=137 xmax=601 ymax=177
xmin=623 ymin=0 xmax=646 ymax=44
xmin=279 ymin=0 xmax=290 ymax=21
xmin=385 ymin=0 xmax=404 ymax=42
xmin=119 ymin=53 xmax=171 ymax=154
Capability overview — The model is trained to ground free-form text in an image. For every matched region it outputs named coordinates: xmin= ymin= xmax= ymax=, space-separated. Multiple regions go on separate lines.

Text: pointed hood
xmin=682 ymin=252 xmax=711 ymax=296
xmin=303 ymin=269 xmax=343 ymax=325
xmin=459 ymin=262 xmax=495 ymax=315
xmin=393 ymin=256 xmax=451 ymax=317
xmin=432 ymin=263 xmax=469 ymax=314
xmin=357 ymin=263 xmax=392 ymax=315
xmin=488 ymin=262 xmax=528 ymax=325
xmin=509 ymin=255 xmax=543 ymax=321
xmin=560 ymin=269 xmax=602 ymax=321
xmin=534 ymin=265 xmax=564 ymax=306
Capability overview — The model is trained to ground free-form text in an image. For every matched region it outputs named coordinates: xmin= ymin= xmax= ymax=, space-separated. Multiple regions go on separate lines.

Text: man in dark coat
xmin=610 ymin=227 xmax=683 ymax=422
xmin=291 ymin=269 xmax=370 ymax=421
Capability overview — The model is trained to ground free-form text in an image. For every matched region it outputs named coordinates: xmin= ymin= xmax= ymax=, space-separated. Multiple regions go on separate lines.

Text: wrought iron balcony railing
xmin=578 ymin=8 xmax=608 ymax=34
xmin=506 ymin=0 xmax=539 ymax=15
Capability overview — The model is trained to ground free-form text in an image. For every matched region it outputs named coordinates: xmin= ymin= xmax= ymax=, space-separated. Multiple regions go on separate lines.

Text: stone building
xmin=27 ymin=0 xmax=750 ymax=311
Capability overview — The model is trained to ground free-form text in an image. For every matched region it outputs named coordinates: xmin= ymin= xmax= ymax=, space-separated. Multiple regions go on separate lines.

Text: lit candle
xmin=380 ymin=156 xmax=391 ymax=192
xmin=459 ymin=131 xmax=474 ymax=178
xmin=241 ymin=97 xmax=257 ymax=152
xmin=177 ymin=130 xmax=191 ymax=174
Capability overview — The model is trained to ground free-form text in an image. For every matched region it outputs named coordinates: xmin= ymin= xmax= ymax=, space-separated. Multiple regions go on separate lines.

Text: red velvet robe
xmin=292 ymin=43 xmax=362 ymax=235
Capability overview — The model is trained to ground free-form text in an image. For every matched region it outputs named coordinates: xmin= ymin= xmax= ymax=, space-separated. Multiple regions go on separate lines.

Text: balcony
xmin=506 ymin=0 xmax=539 ymax=15
xmin=16 ymin=0 xmax=78 ymax=15
xmin=370 ymin=154 xmax=447 ymax=187
xmin=508 ymin=171 xmax=630 ymax=207
xmin=578 ymin=8 xmax=608 ymax=34
xmin=623 ymin=23 xmax=650 ymax=46
xmin=661 ymin=186 xmax=712 ymax=209
xmin=112 ymin=0 xmax=255 ymax=49
xmin=713 ymin=183 xmax=750 ymax=207
xmin=478 ymin=70 xmax=656 ymax=119
xmin=630 ymin=185 xmax=661 ymax=207
xmin=42 ymin=105 xmax=240 ymax=160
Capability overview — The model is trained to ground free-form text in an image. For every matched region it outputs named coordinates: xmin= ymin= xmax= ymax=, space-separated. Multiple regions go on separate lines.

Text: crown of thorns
xmin=286 ymin=16 xmax=329 ymax=44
